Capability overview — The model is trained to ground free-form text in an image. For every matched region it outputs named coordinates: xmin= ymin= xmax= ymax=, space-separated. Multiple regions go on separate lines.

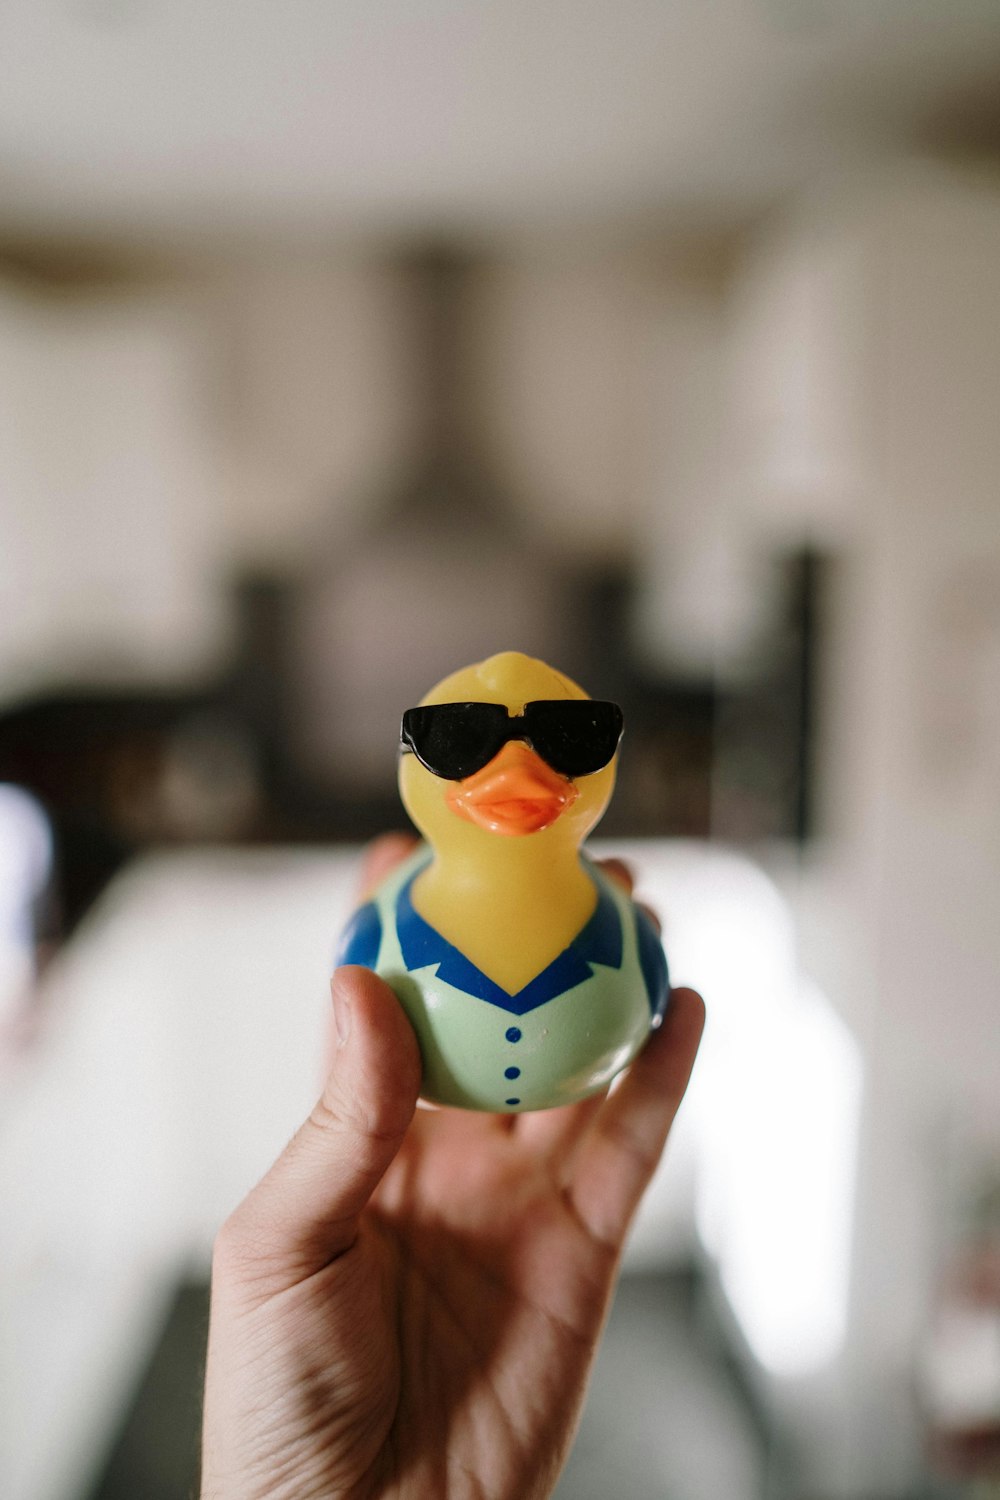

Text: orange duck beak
xmin=446 ymin=741 xmax=578 ymax=836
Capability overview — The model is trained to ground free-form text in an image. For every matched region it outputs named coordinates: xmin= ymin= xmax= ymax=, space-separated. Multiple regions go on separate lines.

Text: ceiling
xmin=1 ymin=0 xmax=1000 ymax=250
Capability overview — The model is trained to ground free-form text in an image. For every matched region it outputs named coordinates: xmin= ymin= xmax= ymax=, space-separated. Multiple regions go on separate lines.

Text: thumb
xmin=216 ymin=965 xmax=421 ymax=1298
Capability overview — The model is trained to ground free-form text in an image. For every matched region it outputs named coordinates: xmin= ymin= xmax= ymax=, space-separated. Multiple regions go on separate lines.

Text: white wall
xmin=473 ymin=252 xmax=666 ymax=559
xmin=205 ymin=257 xmax=424 ymax=568
xmin=727 ymin=164 xmax=1000 ymax=1497
xmin=0 ymin=281 xmax=229 ymax=704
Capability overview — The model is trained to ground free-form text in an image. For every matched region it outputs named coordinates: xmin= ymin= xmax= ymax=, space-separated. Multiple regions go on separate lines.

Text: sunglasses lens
xmin=403 ymin=703 xmax=507 ymax=780
xmin=403 ymin=699 xmax=624 ymax=781
xmin=526 ymin=701 xmax=623 ymax=777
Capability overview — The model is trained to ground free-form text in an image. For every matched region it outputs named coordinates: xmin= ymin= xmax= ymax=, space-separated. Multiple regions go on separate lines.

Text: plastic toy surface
xmin=336 ymin=651 xmax=669 ymax=1111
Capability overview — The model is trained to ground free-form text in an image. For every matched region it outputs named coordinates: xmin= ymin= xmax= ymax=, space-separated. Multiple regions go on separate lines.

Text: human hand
xmin=200 ymin=835 xmax=704 ymax=1500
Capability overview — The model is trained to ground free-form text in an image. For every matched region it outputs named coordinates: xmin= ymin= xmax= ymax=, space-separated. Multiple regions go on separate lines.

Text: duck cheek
xmin=567 ymin=765 xmax=616 ymax=836
xmin=398 ymin=757 xmax=454 ymax=844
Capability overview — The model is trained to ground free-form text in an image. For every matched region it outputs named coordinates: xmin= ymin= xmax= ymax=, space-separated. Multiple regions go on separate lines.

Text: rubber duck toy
xmin=336 ymin=651 xmax=669 ymax=1111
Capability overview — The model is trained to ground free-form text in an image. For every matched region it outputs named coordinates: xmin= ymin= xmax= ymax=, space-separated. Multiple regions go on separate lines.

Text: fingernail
xmin=331 ymin=976 xmax=352 ymax=1047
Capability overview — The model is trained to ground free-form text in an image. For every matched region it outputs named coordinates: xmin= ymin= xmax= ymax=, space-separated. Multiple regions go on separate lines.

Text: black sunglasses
xmin=400 ymin=700 xmax=624 ymax=781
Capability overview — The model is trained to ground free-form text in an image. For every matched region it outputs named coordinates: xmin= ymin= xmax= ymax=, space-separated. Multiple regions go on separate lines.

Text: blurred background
xmin=3 ymin=2 xmax=1000 ymax=1497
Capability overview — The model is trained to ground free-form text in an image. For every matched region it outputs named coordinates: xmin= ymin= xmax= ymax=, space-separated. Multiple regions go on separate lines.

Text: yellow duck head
xmin=399 ymin=651 xmax=620 ymax=859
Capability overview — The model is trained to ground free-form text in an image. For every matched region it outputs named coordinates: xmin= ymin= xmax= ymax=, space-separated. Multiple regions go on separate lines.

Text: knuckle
xmin=210 ymin=1210 xmax=256 ymax=1279
xmin=312 ymin=1080 xmax=406 ymax=1153
xmin=601 ymin=1114 xmax=659 ymax=1180
xmin=211 ymin=1209 xmax=288 ymax=1294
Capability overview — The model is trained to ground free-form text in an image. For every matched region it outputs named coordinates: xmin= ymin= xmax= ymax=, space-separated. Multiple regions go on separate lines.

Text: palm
xmin=372 ymin=1109 xmax=622 ymax=1496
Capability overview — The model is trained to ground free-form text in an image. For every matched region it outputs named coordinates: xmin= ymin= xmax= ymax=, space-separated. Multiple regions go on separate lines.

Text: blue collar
xmin=395 ymin=860 xmax=623 ymax=1016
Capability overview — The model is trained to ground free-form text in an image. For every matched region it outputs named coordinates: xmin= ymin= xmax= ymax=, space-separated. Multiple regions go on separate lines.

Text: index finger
xmin=563 ymin=986 xmax=705 ymax=1251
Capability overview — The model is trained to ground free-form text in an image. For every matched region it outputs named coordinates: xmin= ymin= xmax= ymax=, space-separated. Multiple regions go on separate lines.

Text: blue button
xmin=505 ymin=1097 xmax=521 ymax=1106
xmin=504 ymin=1066 xmax=521 ymax=1080
xmin=505 ymin=1027 xmax=522 ymax=1043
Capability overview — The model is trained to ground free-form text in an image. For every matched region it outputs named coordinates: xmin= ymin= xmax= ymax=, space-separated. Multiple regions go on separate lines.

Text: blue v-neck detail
xmin=395 ymin=861 xmax=623 ymax=1016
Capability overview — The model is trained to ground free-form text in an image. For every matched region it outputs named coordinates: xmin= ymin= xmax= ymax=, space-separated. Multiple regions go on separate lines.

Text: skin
xmin=201 ymin=835 xmax=705 ymax=1500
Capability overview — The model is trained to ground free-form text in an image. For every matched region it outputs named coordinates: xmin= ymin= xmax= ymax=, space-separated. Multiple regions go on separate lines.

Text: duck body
xmin=335 ymin=651 xmax=670 ymax=1112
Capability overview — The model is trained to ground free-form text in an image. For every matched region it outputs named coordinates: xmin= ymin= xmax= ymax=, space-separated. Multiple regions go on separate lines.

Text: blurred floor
xmin=81 ymin=1282 xmax=206 ymax=1500
xmin=81 ymin=1267 xmax=769 ymax=1500
xmin=553 ymin=1269 xmax=768 ymax=1500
